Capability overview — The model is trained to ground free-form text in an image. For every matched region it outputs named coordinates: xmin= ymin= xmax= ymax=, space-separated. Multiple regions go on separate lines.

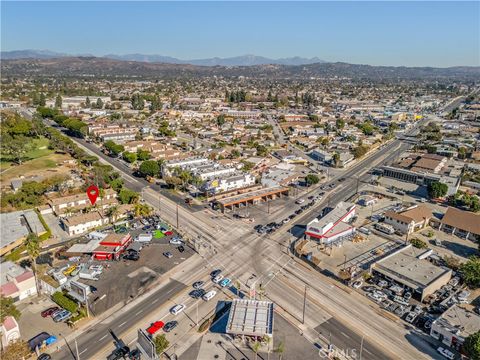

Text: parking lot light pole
xmin=302 ymin=285 xmax=308 ymax=324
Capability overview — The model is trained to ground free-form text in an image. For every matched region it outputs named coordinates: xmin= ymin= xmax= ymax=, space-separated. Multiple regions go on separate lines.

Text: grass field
xmin=0 ymin=136 xmax=53 ymax=172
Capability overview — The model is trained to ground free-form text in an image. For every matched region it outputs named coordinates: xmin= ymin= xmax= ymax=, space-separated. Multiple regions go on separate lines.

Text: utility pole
xmin=302 ymin=285 xmax=308 ymax=324
xmin=267 ymin=200 xmax=270 ymax=214
xmin=75 ymin=338 xmax=80 ymax=360
xmin=359 ymin=335 xmax=364 ymax=360
xmin=196 ymin=302 xmax=199 ymax=326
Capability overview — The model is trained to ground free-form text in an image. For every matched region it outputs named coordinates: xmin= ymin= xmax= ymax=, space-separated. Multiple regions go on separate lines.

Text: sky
xmin=1 ymin=1 xmax=479 ymax=67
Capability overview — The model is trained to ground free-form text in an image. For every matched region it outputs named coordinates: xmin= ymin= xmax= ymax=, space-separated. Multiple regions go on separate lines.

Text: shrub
xmin=410 ymin=238 xmax=428 ymax=249
xmin=52 ymin=291 xmax=78 ymax=313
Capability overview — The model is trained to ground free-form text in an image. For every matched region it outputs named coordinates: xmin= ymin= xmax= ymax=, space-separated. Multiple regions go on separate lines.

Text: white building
xmin=430 ymin=305 xmax=480 ymax=351
xmin=305 ymin=202 xmax=356 ymax=244
xmin=1 ymin=316 xmax=20 ymax=347
xmin=0 ymin=262 xmax=37 ymax=302
xmin=202 ymin=173 xmax=255 ymax=194
xmin=384 ymin=205 xmax=433 ymax=235
xmin=61 ymin=211 xmax=107 ymax=236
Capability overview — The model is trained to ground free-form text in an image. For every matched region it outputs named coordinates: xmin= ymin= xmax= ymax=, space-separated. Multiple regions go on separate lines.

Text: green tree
xmin=25 ymin=233 xmax=40 ymax=295
xmin=332 ymin=152 xmax=340 ymax=167
xmin=409 ymin=238 xmax=428 ymax=249
xmin=85 ymin=96 xmax=91 ymax=107
xmin=460 ymin=256 xmax=480 ymax=288
xmin=353 ymin=144 xmax=370 ymax=159
xmin=0 ymin=295 xmax=21 ymax=323
xmin=122 ymin=151 xmax=137 ymax=163
xmin=154 ymin=334 xmax=169 ymax=355
xmin=216 ymin=114 xmax=226 ymax=126
xmin=274 ymin=341 xmax=285 ymax=360
xmin=104 ymin=140 xmax=124 ymax=157
xmin=137 ymin=149 xmax=151 ymax=161
xmin=305 ymin=174 xmax=320 ymax=186
xmin=96 ymin=98 xmax=104 ymax=109
xmin=427 ymin=181 xmax=448 ymax=199
xmin=252 ymin=341 xmax=261 ymax=360
xmin=336 ymin=118 xmax=345 ymax=130
xmin=134 ymin=203 xmax=153 ymax=218
xmin=463 ymin=331 xmax=480 ymax=360
xmin=39 ymin=93 xmax=46 ymax=106
xmin=105 ymin=205 xmax=119 ymax=223
xmin=150 ymin=96 xmax=162 ymax=112
xmin=164 ymin=176 xmax=182 ymax=190
xmin=118 ymin=188 xmax=139 ymax=204
xmin=131 ymin=93 xmax=145 ymax=110
xmin=55 ymin=94 xmax=62 ymax=108
xmin=139 ymin=160 xmax=160 ymax=178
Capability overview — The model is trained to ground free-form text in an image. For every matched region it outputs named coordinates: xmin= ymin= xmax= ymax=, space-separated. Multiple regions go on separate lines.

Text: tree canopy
xmin=460 ymin=256 xmax=480 ymax=289
xmin=463 ymin=331 xmax=480 ymax=360
xmin=427 ymin=181 xmax=448 ymax=199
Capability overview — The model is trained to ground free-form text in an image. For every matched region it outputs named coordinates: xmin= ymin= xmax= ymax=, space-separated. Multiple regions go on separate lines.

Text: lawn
xmin=24 ymin=137 xmax=52 ymax=159
xmin=153 ymin=230 xmax=165 ymax=239
xmin=1 ymin=153 xmax=68 ymax=184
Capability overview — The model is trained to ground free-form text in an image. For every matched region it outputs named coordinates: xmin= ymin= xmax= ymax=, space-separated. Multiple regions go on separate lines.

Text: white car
xmin=169 ymin=238 xmax=184 ymax=245
xmin=405 ymin=312 xmax=417 ymax=323
xmin=170 ymin=304 xmax=186 ymax=316
xmin=295 ymin=199 xmax=305 ymax=204
xmin=437 ymin=347 xmax=455 ymax=360
xmin=202 ymin=290 xmax=217 ymax=301
xmin=212 ymin=274 xmax=224 ymax=283
xmin=89 ymin=265 xmax=103 ymax=272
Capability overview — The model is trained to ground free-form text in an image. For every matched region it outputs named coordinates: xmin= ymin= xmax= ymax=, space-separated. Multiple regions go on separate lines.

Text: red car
xmin=146 ymin=321 xmax=165 ymax=335
xmin=41 ymin=307 xmax=60 ymax=318
xmin=163 ymin=231 xmax=174 ymax=236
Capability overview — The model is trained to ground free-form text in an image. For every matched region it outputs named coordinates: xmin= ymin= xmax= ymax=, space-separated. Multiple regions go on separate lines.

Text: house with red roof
xmin=0 ymin=261 xmax=37 ymax=302
xmin=1 ymin=316 xmax=20 ymax=347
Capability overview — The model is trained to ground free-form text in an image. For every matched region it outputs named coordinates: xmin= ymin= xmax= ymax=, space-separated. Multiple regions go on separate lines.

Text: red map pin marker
xmin=86 ymin=185 xmax=99 ymax=205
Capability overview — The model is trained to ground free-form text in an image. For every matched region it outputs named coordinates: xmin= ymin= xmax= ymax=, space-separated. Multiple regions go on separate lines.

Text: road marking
xmin=152 ymin=299 xmax=159 ymax=304
xmin=79 ymin=349 xmax=88 ymax=355
xmin=341 ymin=331 xmax=350 ymax=339
xmin=119 ymin=321 xmax=127 ymax=327
xmin=135 ymin=309 xmax=143 ymax=316
xmin=365 ymin=349 xmax=372 ymax=354
xmin=99 ymin=334 xmax=107 ymax=341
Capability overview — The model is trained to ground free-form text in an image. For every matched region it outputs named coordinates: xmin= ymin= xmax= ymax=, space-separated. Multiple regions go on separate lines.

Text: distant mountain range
xmin=3 ymin=56 xmax=479 ymax=81
xmin=1 ymin=49 xmax=325 ymax=66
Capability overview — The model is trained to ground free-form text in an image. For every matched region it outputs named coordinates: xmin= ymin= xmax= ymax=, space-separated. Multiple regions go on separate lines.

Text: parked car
xmin=163 ymin=231 xmax=174 ymax=236
xmin=437 ymin=347 xmax=455 ymax=360
xmin=37 ymin=354 xmax=52 ymax=360
xmin=89 ymin=265 xmax=103 ymax=272
xmin=170 ymin=238 xmax=184 ymax=245
xmin=163 ymin=252 xmax=173 ymax=259
xmin=212 ymin=274 xmax=224 ymax=284
xmin=193 ymin=281 xmax=204 ymax=289
xmin=177 ymin=245 xmax=185 ymax=253
xmin=210 ymin=269 xmax=222 ymax=277
xmin=123 ymin=252 xmax=139 ymax=261
xmin=189 ymin=289 xmax=206 ymax=299
xmin=41 ymin=307 xmax=60 ymax=318
xmin=146 ymin=321 xmax=164 ymax=335
xmin=163 ymin=321 xmax=178 ymax=333
xmin=377 ymin=280 xmax=388 ymax=288
xmin=352 ymin=280 xmax=363 ymax=289
xmin=393 ymin=296 xmax=409 ymax=306
xmin=403 ymin=292 xmax=412 ymax=301
xmin=362 ymin=286 xmax=377 ymax=292
xmin=394 ymin=305 xmax=407 ymax=317
xmin=170 ymin=304 xmax=186 ymax=315
xmin=220 ymin=278 xmax=231 ymax=287
xmin=202 ymin=290 xmax=217 ymax=301
xmin=53 ymin=310 xmax=72 ymax=322
xmin=405 ymin=312 xmax=417 ymax=323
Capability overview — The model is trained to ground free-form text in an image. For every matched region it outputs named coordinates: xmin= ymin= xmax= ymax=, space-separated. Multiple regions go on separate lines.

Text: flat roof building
xmin=305 ymin=202 xmax=356 ymax=245
xmin=226 ymin=299 xmax=274 ymax=339
xmin=370 ymin=245 xmax=451 ymax=301
xmin=431 ymin=305 xmax=480 ymax=351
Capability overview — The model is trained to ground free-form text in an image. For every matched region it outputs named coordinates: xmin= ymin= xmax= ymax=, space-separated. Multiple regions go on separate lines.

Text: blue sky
xmin=2 ymin=1 xmax=479 ymax=67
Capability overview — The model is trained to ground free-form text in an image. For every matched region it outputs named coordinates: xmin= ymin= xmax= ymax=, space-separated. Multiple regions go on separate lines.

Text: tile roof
xmin=441 ymin=207 xmax=480 ymax=235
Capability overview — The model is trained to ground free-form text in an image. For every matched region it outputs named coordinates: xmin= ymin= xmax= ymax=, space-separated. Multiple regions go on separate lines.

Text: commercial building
xmin=438 ymin=207 xmax=480 ymax=242
xmin=0 ymin=262 xmax=37 ymax=302
xmin=369 ymin=245 xmax=452 ymax=301
xmin=305 ymin=202 xmax=356 ymax=245
xmin=384 ymin=205 xmax=433 ymax=235
xmin=217 ymin=186 xmax=289 ymax=213
xmin=226 ymin=299 xmax=274 ymax=339
xmin=66 ymin=233 xmax=133 ymax=261
xmin=0 ymin=210 xmax=47 ymax=256
xmin=201 ymin=173 xmax=256 ymax=195
xmin=430 ymin=305 xmax=480 ymax=350
xmin=379 ymin=153 xmax=461 ymax=196
xmin=310 ymin=149 xmax=333 ymax=164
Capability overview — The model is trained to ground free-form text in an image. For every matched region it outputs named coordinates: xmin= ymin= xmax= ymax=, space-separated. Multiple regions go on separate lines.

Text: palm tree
xmin=251 ymin=341 xmax=261 ymax=360
xmin=263 ymin=336 xmax=272 ymax=360
xmin=25 ymin=233 xmax=40 ymax=296
xmin=274 ymin=341 xmax=285 ymax=360
xmin=105 ymin=205 xmax=119 ymax=223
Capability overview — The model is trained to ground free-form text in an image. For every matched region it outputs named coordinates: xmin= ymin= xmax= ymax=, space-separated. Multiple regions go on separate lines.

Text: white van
xmin=358 ymin=227 xmax=371 ymax=235
xmin=202 ymin=290 xmax=217 ymax=301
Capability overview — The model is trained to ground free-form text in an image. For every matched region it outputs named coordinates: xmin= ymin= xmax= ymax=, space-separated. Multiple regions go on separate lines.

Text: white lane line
xmin=365 ymin=349 xmax=372 ymax=354
xmin=340 ymin=331 xmax=350 ymax=339
xmin=99 ymin=334 xmax=107 ymax=341
xmin=135 ymin=309 xmax=143 ymax=316
xmin=118 ymin=321 xmax=127 ymax=327
xmin=152 ymin=298 xmax=159 ymax=304
xmin=79 ymin=349 xmax=88 ymax=355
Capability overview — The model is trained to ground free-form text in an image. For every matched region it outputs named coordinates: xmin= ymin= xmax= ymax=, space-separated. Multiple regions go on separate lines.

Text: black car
xmin=123 ymin=253 xmax=139 ymax=261
xmin=38 ymin=354 xmax=52 ymax=360
xmin=163 ymin=321 xmax=178 ymax=333
xmin=178 ymin=245 xmax=185 ymax=253
xmin=254 ymin=225 xmax=263 ymax=231
xmin=210 ymin=269 xmax=222 ymax=277
xmin=193 ymin=281 xmax=204 ymax=289
xmin=308 ymin=196 xmax=315 ymax=200
xmin=189 ymin=289 xmax=206 ymax=299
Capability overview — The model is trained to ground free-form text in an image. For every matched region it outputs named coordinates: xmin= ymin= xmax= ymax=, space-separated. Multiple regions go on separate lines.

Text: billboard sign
xmin=137 ymin=329 xmax=157 ymax=360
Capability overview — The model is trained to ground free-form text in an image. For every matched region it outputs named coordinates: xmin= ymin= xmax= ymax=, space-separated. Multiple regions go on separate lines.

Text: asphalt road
xmin=55 ymin=279 xmax=186 ymax=360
